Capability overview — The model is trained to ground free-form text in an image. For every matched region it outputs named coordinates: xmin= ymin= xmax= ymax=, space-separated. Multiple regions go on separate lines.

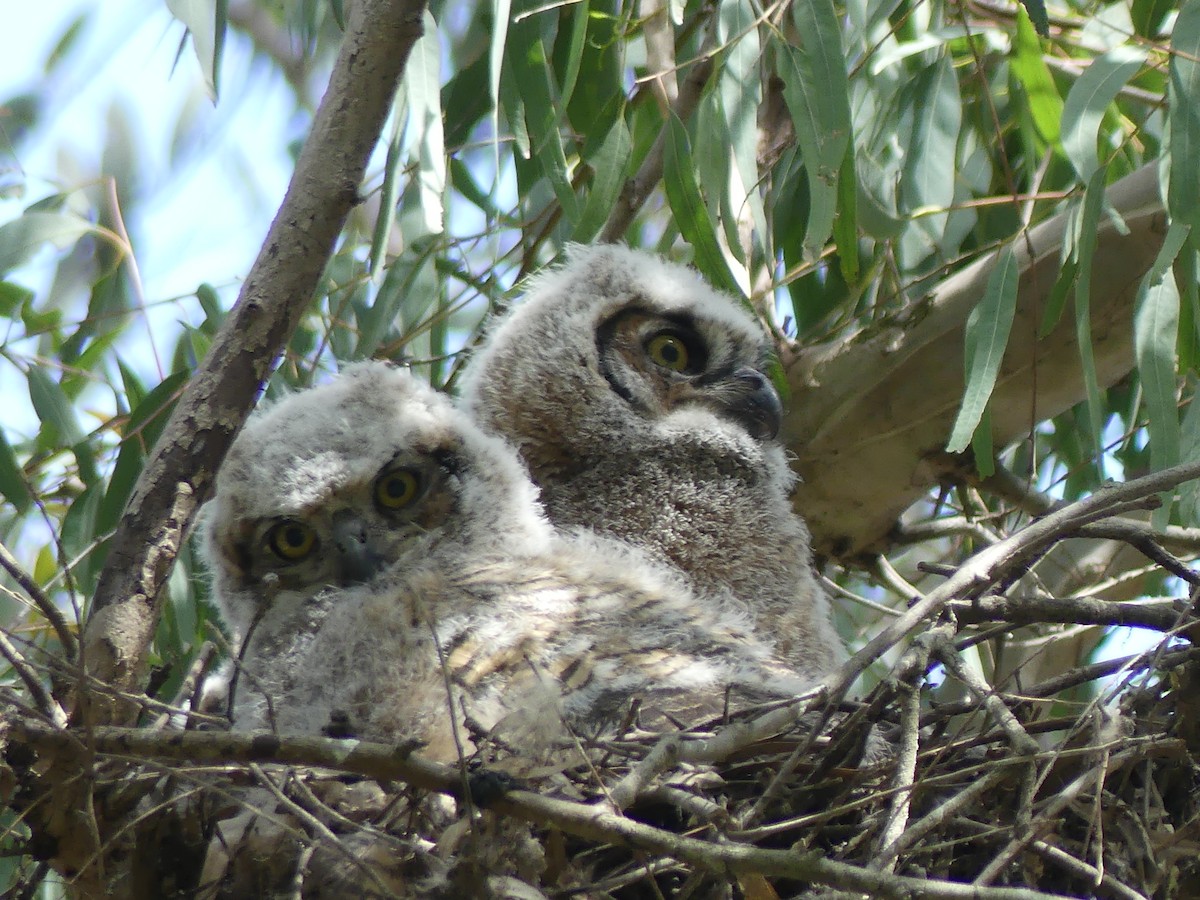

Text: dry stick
xmin=933 ymin=636 xmax=1040 ymax=757
xmin=607 ymin=734 xmax=681 ymax=811
xmin=0 ymin=541 xmax=76 ymax=661
xmin=974 ymin=743 xmax=1136 ymax=887
xmin=870 ymin=620 xmax=951 ymax=873
xmin=81 ymin=0 xmax=431 ymax=721
xmin=12 ymin=723 xmax=1073 ymax=900
xmin=0 ymin=629 xmax=68 ymax=728
xmin=681 ymin=458 xmax=1200 ymax=766
xmin=947 ymin=594 xmax=1187 ymax=633
xmin=249 ymin=763 xmax=397 ymax=898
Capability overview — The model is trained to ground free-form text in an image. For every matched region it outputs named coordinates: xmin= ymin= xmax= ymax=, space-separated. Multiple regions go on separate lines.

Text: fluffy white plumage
xmin=201 ymin=360 xmax=814 ymax=757
xmin=459 ymin=244 xmax=846 ymax=679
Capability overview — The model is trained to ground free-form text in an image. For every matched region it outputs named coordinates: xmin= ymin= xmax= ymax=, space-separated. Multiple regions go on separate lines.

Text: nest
xmin=5 ymin=471 xmax=1200 ymax=899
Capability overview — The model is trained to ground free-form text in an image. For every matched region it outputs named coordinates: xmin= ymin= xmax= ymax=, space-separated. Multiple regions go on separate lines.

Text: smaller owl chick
xmin=209 ymin=362 xmax=817 ymax=757
xmin=459 ymin=244 xmax=845 ymax=679
xmin=200 ymin=360 xmax=549 ymax=730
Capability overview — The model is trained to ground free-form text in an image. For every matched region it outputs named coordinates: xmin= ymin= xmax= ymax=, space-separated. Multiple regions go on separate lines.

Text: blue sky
xmin=1 ymin=1 xmax=298 ymax=431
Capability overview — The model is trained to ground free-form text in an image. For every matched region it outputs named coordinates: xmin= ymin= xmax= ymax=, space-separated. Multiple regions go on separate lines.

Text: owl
xmin=201 ymin=360 xmax=813 ymax=752
xmin=199 ymin=360 xmax=817 ymax=898
xmin=200 ymin=359 xmax=551 ymax=729
xmin=458 ymin=244 xmax=845 ymax=679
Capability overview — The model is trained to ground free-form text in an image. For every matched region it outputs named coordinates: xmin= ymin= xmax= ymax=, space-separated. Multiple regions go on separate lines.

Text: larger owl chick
xmin=201 ymin=360 xmax=551 ymax=729
xmin=458 ymin=244 xmax=845 ymax=679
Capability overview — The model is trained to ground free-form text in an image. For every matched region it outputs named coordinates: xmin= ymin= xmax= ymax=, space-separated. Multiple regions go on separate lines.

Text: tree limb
xmin=81 ymin=0 xmax=430 ymax=724
xmin=10 ymin=722 xmax=1077 ymax=900
xmin=787 ymin=163 xmax=1168 ymax=558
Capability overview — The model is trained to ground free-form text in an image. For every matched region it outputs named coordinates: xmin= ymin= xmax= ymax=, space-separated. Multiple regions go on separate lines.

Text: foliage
xmin=2 ymin=0 xmax=1200 ymax=894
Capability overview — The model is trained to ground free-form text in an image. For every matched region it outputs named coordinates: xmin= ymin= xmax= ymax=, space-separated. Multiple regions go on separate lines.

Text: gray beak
xmin=332 ymin=509 xmax=387 ymax=585
xmin=720 ymin=367 xmax=783 ymax=441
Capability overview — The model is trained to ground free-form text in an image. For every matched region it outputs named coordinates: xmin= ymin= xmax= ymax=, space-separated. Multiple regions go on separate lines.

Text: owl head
xmin=201 ymin=360 xmax=550 ymax=643
xmin=458 ymin=244 xmax=783 ymax=483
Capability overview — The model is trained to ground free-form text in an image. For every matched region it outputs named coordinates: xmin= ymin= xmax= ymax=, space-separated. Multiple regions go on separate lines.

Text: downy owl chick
xmin=458 ymin=244 xmax=845 ymax=679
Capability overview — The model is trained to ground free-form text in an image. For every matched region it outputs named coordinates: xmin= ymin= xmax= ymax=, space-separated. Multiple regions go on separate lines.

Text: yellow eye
xmin=645 ymin=333 xmax=690 ymax=372
xmin=266 ymin=520 xmax=318 ymax=561
xmin=375 ymin=467 xmax=421 ymax=510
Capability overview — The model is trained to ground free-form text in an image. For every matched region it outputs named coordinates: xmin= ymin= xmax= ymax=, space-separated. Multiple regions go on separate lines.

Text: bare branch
xmin=0 ymin=540 xmax=76 ymax=661
xmin=11 ymin=722 xmax=1079 ymax=900
xmin=81 ymin=0 xmax=430 ymax=723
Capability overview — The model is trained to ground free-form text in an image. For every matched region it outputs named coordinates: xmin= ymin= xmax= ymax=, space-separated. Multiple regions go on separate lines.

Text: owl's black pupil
xmin=284 ymin=525 xmax=306 ymax=547
xmin=660 ymin=341 xmax=680 ymax=363
xmin=385 ymin=477 xmax=407 ymax=498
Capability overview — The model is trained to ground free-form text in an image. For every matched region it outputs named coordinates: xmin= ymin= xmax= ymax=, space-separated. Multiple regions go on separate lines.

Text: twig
xmin=0 ymin=629 xmax=68 ymax=728
xmin=0 ymin=541 xmax=76 ymax=661
xmin=871 ymin=620 xmax=951 ymax=872
xmin=933 ymin=635 xmax=1040 ymax=757
xmin=250 ymin=763 xmax=397 ymax=896
xmin=11 ymin=722 xmax=1076 ymax=900
xmin=947 ymin=594 xmax=1193 ymax=635
xmin=607 ymin=734 xmax=681 ymax=811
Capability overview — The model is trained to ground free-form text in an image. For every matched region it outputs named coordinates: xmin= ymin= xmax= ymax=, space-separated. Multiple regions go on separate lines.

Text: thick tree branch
xmin=787 ymin=163 xmax=1167 ymax=558
xmin=11 ymin=723 xmax=1075 ymax=900
xmin=81 ymin=0 xmax=429 ymax=723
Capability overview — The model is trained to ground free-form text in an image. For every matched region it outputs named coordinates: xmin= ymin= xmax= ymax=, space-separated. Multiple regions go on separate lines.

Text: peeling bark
xmin=786 ymin=164 xmax=1167 ymax=558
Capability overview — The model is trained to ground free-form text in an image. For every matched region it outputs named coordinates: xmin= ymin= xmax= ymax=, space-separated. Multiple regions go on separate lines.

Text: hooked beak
xmin=332 ymin=509 xmax=387 ymax=585
xmin=715 ymin=367 xmax=783 ymax=441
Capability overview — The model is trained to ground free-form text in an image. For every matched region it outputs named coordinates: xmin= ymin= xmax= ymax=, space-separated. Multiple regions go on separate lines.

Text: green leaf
xmin=947 ymin=244 xmax=1019 ymax=455
xmin=716 ymin=0 xmax=766 ymax=262
xmin=405 ymin=10 xmax=446 ymax=236
xmin=165 ymin=0 xmax=220 ymax=98
xmin=573 ymin=113 xmax=631 ymax=243
xmin=0 ymin=280 xmax=34 ymax=317
xmin=0 ymin=430 xmax=32 ymax=514
xmin=661 ymin=113 xmax=739 ymax=296
xmin=900 ymin=54 xmax=962 ymax=249
xmin=1071 ymin=168 xmax=1109 ymax=469
xmin=507 ymin=37 xmax=580 ymax=222
xmin=776 ymin=0 xmax=852 ymax=261
xmin=1179 ymin=378 xmax=1200 ymax=525
xmin=489 ymin=0 xmax=514 ymax=171
xmin=28 ymin=367 xmax=86 ymax=447
xmin=1019 ymin=0 xmax=1049 ymax=37
xmin=1010 ymin=7 xmax=1062 ymax=143
xmin=1134 ymin=221 xmax=1190 ymax=524
xmin=98 ymin=371 xmax=190 ymax=538
xmin=1132 ymin=0 xmax=1173 ymax=38
xmin=370 ymin=114 xmax=406 ymax=278
xmin=1060 ymin=45 xmax=1147 ymax=181
xmin=833 ymin=144 xmax=860 ymax=284
xmin=0 ymin=211 xmax=94 ymax=276
xmin=1169 ymin=1 xmax=1200 ymax=228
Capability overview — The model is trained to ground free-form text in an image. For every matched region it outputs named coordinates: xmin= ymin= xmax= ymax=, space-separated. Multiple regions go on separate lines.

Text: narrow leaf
xmin=0 ymin=430 xmax=32 ymax=514
xmin=1060 ymin=45 xmax=1147 ymax=181
xmin=1169 ymin=1 xmax=1200 ymax=228
xmin=165 ymin=0 xmax=219 ymax=98
xmin=775 ymin=0 xmax=852 ymax=260
xmin=490 ymin=0 xmax=514 ymax=172
xmin=0 ymin=211 xmax=94 ymax=276
xmin=1134 ymin=221 xmax=1190 ymax=524
xmin=1072 ymin=168 xmax=1109 ymax=469
xmin=946 ymin=245 xmax=1020 ymax=454
xmin=28 ymin=367 xmax=86 ymax=447
xmin=573 ymin=113 xmax=631 ymax=243
xmin=1010 ymin=7 xmax=1062 ymax=143
xmin=662 ymin=113 xmax=739 ymax=296
xmin=405 ymin=10 xmax=446 ymax=235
